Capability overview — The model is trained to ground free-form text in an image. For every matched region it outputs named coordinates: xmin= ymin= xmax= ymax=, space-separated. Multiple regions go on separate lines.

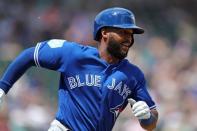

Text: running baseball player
xmin=0 ymin=7 xmax=158 ymax=131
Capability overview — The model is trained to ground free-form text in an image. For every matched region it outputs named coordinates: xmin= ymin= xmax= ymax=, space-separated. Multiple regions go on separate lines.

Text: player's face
xmin=106 ymin=28 xmax=134 ymax=60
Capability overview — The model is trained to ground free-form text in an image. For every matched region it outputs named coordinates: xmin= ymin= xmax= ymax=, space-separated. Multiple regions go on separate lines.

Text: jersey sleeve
xmin=34 ymin=39 xmax=73 ymax=72
xmin=0 ymin=48 xmax=35 ymax=93
xmin=0 ymin=39 xmax=74 ymax=93
xmin=133 ymin=70 xmax=156 ymax=110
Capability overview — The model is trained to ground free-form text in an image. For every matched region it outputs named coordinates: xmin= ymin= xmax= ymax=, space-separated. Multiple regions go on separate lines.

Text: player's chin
xmin=121 ymin=48 xmax=129 ymax=56
xmin=117 ymin=51 xmax=128 ymax=60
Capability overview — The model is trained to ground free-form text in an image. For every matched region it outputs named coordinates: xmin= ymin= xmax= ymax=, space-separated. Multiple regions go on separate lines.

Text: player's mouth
xmin=120 ymin=42 xmax=132 ymax=47
xmin=120 ymin=42 xmax=131 ymax=51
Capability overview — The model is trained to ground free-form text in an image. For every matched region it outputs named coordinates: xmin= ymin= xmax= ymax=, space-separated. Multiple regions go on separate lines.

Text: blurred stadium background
xmin=0 ymin=0 xmax=197 ymax=131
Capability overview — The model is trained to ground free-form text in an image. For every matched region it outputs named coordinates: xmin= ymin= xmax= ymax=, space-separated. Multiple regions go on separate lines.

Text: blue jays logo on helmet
xmin=93 ymin=7 xmax=144 ymax=41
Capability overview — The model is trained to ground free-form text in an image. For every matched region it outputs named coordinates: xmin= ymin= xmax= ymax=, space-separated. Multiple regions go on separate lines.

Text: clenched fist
xmin=128 ymin=98 xmax=151 ymax=120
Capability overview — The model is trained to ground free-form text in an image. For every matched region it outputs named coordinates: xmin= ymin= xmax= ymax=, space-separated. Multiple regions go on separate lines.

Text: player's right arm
xmin=0 ymin=39 xmax=72 ymax=105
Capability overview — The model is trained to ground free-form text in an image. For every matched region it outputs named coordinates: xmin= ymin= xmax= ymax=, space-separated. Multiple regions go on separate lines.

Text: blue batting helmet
xmin=93 ymin=7 xmax=144 ymax=41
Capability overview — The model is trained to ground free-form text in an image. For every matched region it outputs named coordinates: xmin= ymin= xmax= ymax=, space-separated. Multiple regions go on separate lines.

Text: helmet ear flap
xmin=95 ymin=28 xmax=105 ymax=41
xmin=95 ymin=29 xmax=102 ymax=41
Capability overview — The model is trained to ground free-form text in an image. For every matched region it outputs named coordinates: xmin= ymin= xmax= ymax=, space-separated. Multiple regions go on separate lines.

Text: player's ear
xmin=101 ymin=28 xmax=108 ymax=40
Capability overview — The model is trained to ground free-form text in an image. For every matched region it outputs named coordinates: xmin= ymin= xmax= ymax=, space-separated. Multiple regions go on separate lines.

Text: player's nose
xmin=126 ymin=36 xmax=133 ymax=45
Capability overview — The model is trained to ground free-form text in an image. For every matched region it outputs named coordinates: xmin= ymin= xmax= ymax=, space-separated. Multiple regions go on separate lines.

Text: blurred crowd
xmin=0 ymin=0 xmax=197 ymax=131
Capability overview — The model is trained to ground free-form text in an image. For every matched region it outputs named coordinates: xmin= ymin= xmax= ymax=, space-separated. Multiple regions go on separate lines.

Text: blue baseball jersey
xmin=33 ymin=39 xmax=156 ymax=131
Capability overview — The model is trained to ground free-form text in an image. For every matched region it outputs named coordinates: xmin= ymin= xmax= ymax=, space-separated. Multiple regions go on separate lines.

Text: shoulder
xmin=67 ymin=42 xmax=98 ymax=55
xmin=122 ymin=59 xmax=145 ymax=80
xmin=41 ymin=39 xmax=75 ymax=48
xmin=45 ymin=39 xmax=98 ymax=55
xmin=38 ymin=39 xmax=96 ymax=51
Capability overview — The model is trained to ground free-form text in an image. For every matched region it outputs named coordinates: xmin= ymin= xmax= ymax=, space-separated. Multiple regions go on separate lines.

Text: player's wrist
xmin=139 ymin=112 xmax=156 ymax=125
xmin=0 ymin=81 xmax=11 ymax=94
xmin=0 ymin=88 xmax=5 ymax=98
xmin=0 ymin=88 xmax=5 ymax=106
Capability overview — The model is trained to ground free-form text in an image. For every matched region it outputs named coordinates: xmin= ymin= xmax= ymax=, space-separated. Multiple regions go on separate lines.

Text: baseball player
xmin=0 ymin=7 xmax=158 ymax=131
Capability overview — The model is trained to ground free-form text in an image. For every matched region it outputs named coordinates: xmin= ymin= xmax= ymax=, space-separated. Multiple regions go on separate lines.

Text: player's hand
xmin=128 ymin=98 xmax=151 ymax=120
xmin=0 ymin=89 xmax=5 ymax=107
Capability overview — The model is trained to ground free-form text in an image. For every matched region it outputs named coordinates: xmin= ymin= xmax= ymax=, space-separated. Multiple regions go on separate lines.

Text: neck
xmin=98 ymin=43 xmax=120 ymax=64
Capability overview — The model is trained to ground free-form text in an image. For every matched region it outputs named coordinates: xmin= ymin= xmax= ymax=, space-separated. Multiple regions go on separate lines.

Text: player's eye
xmin=118 ymin=30 xmax=131 ymax=37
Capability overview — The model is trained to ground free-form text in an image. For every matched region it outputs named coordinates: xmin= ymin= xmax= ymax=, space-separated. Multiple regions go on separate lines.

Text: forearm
xmin=140 ymin=109 xmax=158 ymax=131
xmin=0 ymin=47 xmax=35 ymax=94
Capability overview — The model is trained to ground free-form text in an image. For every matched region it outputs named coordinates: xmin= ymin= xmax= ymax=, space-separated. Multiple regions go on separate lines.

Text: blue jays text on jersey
xmin=0 ymin=39 xmax=156 ymax=131
xmin=67 ymin=74 xmax=131 ymax=100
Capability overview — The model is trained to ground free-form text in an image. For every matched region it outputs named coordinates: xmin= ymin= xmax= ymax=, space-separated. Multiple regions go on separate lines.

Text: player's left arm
xmin=128 ymin=68 xmax=158 ymax=130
